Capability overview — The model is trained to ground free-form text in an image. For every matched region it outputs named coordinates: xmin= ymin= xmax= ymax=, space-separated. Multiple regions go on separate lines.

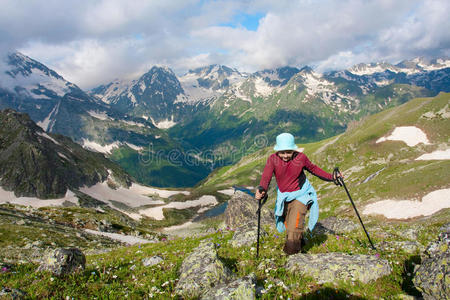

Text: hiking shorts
xmin=284 ymin=200 xmax=307 ymax=241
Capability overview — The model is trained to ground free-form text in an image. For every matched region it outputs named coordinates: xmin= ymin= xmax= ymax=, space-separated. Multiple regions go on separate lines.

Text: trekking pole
xmin=334 ymin=168 xmax=376 ymax=250
xmin=256 ymin=187 xmax=268 ymax=260
xmin=232 ymin=185 xmax=267 ymax=259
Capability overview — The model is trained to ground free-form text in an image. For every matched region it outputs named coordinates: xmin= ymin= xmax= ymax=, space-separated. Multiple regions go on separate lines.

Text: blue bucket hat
xmin=273 ymin=133 xmax=299 ymax=151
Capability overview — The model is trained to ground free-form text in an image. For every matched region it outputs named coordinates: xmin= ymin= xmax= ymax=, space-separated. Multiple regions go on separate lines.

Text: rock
xmin=0 ymin=287 xmax=27 ymax=299
xmin=230 ymin=221 xmax=267 ymax=248
xmin=393 ymin=294 xmax=419 ymax=300
xmin=225 ymin=191 xmax=273 ymax=230
xmin=206 ymin=227 xmax=216 ymax=234
xmin=314 ymin=216 xmax=359 ymax=235
xmin=97 ymin=219 xmax=115 ymax=232
xmin=413 ymin=224 xmax=449 ymax=300
xmin=286 ymin=252 xmax=392 ymax=284
xmin=37 ymin=248 xmax=86 ymax=276
xmin=378 ymin=240 xmax=424 ymax=254
xmin=201 ymin=273 xmax=256 ymax=300
xmin=392 ymin=241 xmax=424 ymax=254
xmin=142 ymin=255 xmax=163 ymax=267
xmin=15 ymin=219 xmax=26 ymax=226
xmin=398 ymin=227 xmax=420 ymax=240
xmin=175 ymin=241 xmax=234 ymax=298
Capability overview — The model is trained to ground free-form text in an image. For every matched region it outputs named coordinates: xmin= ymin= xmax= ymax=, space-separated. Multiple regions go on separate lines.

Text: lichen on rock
xmin=230 ymin=221 xmax=267 ymax=248
xmin=37 ymin=248 xmax=86 ymax=276
xmin=224 ymin=191 xmax=272 ymax=230
xmin=201 ymin=273 xmax=256 ymax=300
xmin=413 ymin=223 xmax=449 ymax=300
xmin=286 ymin=252 xmax=392 ymax=284
xmin=175 ymin=241 xmax=234 ymax=298
xmin=314 ymin=216 xmax=359 ymax=235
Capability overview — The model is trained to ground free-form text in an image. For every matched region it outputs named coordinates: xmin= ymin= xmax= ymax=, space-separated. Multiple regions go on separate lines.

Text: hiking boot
xmin=283 ymin=240 xmax=301 ymax=255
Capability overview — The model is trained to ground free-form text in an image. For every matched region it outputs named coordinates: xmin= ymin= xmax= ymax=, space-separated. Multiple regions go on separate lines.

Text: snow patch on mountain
xmin=303 ymin=72 xmax=334 ymax=97
xmin=179 ymin=72 xmax=219 ymax=103
xmin=349 ymin=63 xmax=392 ymax=76
xmin=87 ymin=110 xmax=111 ymax=121
xmin=362 ymin=188 xmax=450 ymax=219
xmin=82 ymin=139 xmax=121 ymax=154
xmin=92 ymin=79 xmax=133 ymax=104
xmin=254 ymin=77 xmax=276 ymax=97
xmin=139 ymin=195 xmax=217 ymax=220
xmin=413 ymin=57 xmax=450 ymax=71
xmin=376 ymin=126 xmax=430 ymax=147
xmin=79 ymin=182 xmax=165 ymax=208
xmin=121 ymin=120 xmax=145 ymax=127
xmin=416 ymin=148 xmax=450 ymax=160
xmin=84 ymin=229 xmax=155 ymax=245
xmin=36 ymin=101 xmax=60 ymax=132
xmin=37 ymin=131 xmax=60 ymax=145
xmin=0 ymin=187 xmax=78 ymax=207
xmin=125 ymin=142 xmax=144 ymax=151
xmin=151 ymin=117 xmax=176 ymax=129
xmin=127 ymin=184 xmax=190 ymax=198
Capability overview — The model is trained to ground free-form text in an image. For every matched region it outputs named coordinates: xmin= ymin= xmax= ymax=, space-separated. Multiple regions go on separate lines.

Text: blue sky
xmin=221 ymin=12 xmax=265 ymax=31
xmin=0 ymin=0 xmax=449 ymax=89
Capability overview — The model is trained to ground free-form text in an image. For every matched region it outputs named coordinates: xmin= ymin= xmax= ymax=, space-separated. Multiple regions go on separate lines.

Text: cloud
xmin=1 ymin=0 xmax=449 ymax=89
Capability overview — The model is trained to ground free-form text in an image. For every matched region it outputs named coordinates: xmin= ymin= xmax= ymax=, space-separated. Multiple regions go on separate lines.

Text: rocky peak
xmin=5 ymin=52 xmax=63 ymax=80
xmin=188 ymin=64 xmax=239 ymax=78
xmin=137 ymin=66 xmax=182 ymax=92
xmin=0 ymin=109 xmax=131 ymax=198
xmin=254 ymin=66 xmax=300 ymax=86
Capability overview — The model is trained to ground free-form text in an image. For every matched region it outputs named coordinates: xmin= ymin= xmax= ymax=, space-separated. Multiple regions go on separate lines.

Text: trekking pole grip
xmin=333 ymin=167 xmax=343 ymax=186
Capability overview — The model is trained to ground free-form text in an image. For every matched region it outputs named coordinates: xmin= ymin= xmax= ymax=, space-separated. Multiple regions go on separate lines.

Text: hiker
xmin=255 ymin=132 xmax=342 ymax=255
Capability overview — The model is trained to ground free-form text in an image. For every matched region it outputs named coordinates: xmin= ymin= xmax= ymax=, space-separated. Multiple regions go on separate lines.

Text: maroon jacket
xmin=259 ymin=152 xmax=333 ymax=193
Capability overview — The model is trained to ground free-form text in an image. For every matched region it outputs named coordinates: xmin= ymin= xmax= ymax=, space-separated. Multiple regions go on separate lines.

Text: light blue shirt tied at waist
xmin=275 ymin=178 xmax=319 ymax=233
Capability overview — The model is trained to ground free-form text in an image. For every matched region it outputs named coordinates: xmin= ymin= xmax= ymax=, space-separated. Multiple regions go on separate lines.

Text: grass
xmin=2 ymin=216 xmax=444 ymax=299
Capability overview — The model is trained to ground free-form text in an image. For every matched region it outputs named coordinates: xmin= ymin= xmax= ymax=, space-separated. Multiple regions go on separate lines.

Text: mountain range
xmin=0 ymin=51 xmax=449 ymax=187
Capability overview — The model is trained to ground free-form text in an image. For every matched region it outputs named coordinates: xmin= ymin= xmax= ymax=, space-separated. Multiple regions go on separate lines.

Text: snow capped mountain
xmin=92 ymin=66 xmax=184 ymax=107
xmin=295 ymin=68 xmax=351 ymax=103
xmin=0 ymin=52 xmax=81 ymax=100
xmin=178 ymin=64 xmax=246 ymax=104
xmin=91 ymin=66 xmax=190 ymax=128
xmin=348 ymin=58 xmax=450 ymax=76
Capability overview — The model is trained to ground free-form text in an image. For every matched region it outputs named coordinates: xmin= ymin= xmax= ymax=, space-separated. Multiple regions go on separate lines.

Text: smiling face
xmin=277 ymin=150 xmax=295 ymax=162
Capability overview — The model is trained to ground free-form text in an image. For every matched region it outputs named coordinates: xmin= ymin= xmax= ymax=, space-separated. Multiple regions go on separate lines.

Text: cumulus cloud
xmin=0 ymin=0 xmax=448 ymax=89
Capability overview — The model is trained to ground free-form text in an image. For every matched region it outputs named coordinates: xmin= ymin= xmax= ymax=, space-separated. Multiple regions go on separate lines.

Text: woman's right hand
xmin=255 ymin=189 xmax=266 ymax=200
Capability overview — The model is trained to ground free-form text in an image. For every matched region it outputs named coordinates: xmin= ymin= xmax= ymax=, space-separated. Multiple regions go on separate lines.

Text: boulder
xmin=175 ymin=241 xmax=234 ymax=298
xmin=142 ymin=255 xmax=163 ymax=267
xmin=286 ymin=252 xmax=391 ymax=284
xmin=314 ymin=216 xmax=359 ymax=235
xmin=230 ymin=221 xmax=267 ymax=248
xmin=413 ymin=224 xmax=449 ymax=300
xmin=224 ymin=191 xmax=273 ymax=230
xmin=201 ymin=273 xmax=256 ymax=300
xmin=37 ymin=248 xmax=86 ymax=276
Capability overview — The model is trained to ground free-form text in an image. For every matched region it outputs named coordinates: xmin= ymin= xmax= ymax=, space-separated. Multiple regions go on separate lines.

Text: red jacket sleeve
xmin=303 ymin=154 xmax=333 ymax=181
xmin=259 ymin=155 xmax=275 ymax=191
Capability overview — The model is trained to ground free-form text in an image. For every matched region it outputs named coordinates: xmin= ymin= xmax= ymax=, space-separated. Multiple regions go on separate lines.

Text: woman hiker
xmin=255 ymin=132 xmax=342 ymax=255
